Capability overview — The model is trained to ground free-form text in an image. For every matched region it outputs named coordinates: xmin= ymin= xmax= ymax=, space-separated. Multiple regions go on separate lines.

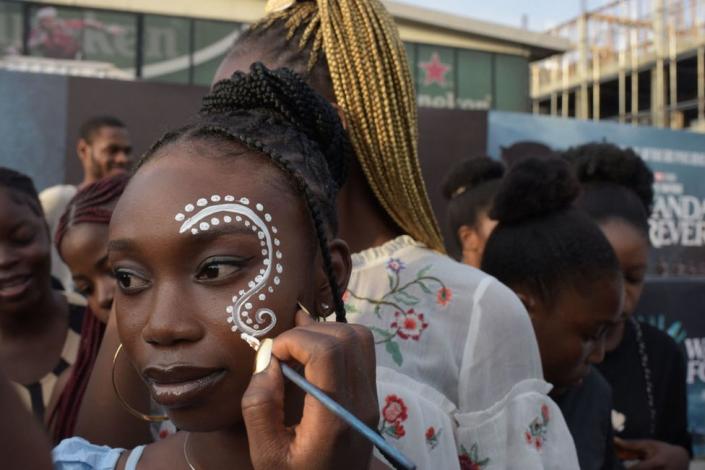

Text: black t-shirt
xmin=554 ymin=367 xmax=622 ymax=470
xmin=596 ymin=320 xmax=692 ymax=454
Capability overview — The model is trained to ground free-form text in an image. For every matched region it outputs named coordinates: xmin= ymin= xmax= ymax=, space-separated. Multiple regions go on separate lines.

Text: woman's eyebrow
xmin=107 ymin=239 xmax=134 ymax=254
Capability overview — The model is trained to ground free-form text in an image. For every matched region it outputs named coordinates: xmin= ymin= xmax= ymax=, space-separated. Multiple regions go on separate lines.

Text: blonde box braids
xmin=254 ymin=0 xmax=445 ymax=252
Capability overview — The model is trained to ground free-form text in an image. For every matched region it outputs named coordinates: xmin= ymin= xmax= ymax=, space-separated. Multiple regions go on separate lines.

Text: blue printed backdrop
xmin=488 ymin=111 xmax=705 ymax=457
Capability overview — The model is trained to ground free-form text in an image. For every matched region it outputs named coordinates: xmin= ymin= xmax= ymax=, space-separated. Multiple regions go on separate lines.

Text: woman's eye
xmin=14 ymin=230 xmax=35 ymax=245
xmin=195 ymin=259 xmax=245 ymax=282
xmin=114 ymin=269 xmax=150 ymax=293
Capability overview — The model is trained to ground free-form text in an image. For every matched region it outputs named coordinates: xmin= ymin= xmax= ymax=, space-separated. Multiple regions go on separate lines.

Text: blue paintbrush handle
xmin=280 ymin=363 xmax=416 ymax=470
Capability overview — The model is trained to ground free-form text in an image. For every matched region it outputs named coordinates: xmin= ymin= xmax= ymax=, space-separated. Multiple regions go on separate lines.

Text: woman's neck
xmin=186 ymin=428 xmax=252 ymax=470
xmin=337 ymin=163 xmax=403 ymax=254
xmin=0 ymin=288 xmax=65 ymax=339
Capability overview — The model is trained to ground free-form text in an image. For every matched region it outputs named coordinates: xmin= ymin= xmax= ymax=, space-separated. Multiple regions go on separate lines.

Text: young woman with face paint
xmin=53 ymin=64 xmax=379 ymax=470
xmin=441 ymin=157 xmax=504 ymax=267
xmin=481 ymin=157 xmax=625 ymax=470
xmin=566 ymin=143 xmax=691 ymax=470
xmin=0 ymin=167 xmax=96 ymax=441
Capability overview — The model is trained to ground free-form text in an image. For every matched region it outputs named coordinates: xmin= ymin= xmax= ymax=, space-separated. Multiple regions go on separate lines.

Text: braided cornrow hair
xmin=229 ymin=0 xmax=445 ymax=253
xmin=49 ymin=174 xmax=128 ymax=443
xmin=138 ymin=63 xmax=351 ymax=321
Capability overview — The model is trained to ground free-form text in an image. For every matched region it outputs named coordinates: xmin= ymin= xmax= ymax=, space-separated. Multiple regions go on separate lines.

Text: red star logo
xmin=419 ymin=52 xmax=451 ymax=87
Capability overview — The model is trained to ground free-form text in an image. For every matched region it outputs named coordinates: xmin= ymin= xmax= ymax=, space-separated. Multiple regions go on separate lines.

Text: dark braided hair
xmin=49 ymin=175 xmax=128 ymax=443
xmin=442 ymin=157 xmax=504 ymax=250
xmin=138 ymin=63 xmax=352 ymax=322
xmin=563 ymin=142 xmax=654 ymax=236
xmin=0 ymin=167 xmax=43 ymax=216
xmin=481 ymin=157 xmax=620 ymax=304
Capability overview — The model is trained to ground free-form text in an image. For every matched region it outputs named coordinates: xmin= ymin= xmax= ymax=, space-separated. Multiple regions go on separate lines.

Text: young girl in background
xmin=566 ymin=143 xmax=691 ymax=470
xmin=481 ymin=157 xmax=624 ymax=470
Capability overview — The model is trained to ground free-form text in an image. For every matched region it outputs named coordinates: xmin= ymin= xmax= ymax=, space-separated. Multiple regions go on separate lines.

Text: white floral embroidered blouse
xmin=345 ymin=236 xmax=580 ymax=469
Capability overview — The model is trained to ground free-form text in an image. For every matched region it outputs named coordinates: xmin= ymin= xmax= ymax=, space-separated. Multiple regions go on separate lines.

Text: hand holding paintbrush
xmin=240 ymin=312 xmax=415 ymax=470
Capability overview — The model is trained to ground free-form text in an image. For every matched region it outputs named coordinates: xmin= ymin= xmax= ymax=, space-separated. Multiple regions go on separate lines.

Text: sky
xmin=398 ymin=0 xmax=611 ymax=31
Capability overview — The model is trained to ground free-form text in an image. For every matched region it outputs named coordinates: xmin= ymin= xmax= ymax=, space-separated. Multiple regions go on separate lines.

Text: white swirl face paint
xmin=174 ymin=196 xmax=284 ymax=338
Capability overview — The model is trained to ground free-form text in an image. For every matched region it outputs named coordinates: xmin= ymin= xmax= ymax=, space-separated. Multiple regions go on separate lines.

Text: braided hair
xmin=49 ymin=175 xmax=128 ymax=443
xmin=227 ymin=0 xmax=445 ymax=253
xmin=0 ymin=167 xmax=43 ymax=216
xmin=563 ymin=142 xmax=654 ymax=236
xmin=481 ymin=157 xmax=620 ymax=304
xmin=138 ymin=63 xmax=351 ymax=321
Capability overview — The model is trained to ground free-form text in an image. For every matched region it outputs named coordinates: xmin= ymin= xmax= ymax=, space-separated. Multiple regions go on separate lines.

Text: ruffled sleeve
xmin=376 ymin=368 xmax=579 ymax=470
xmin=52 ymin=437 xmax=123 ymax=470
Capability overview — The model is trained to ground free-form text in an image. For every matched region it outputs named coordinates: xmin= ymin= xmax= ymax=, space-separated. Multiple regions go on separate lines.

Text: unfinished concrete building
xmin=531 ymin=0 xmax=705 ymax=131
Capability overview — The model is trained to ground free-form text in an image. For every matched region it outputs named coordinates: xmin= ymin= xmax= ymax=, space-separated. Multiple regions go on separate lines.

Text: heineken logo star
xmin=419 ymin=52 xmax=451 ymax=87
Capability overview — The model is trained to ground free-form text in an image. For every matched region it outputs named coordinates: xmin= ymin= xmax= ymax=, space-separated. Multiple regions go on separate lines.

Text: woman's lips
xmin=143 ymin=365 xmax=226 ymax=408
xmin=0 ymin=274 xmax=32 ymax=300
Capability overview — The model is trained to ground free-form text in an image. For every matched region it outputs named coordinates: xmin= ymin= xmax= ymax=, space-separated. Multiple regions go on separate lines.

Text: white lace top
xmin=346 ymin=236 xmax=579 ymax=469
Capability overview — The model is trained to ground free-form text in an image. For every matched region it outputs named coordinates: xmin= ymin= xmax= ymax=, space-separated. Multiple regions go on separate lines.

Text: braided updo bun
xmin=491 ymin=157 xmax=580 ymax=225
xmin=204 ymin=63 xmax=350 ymax=189
xmin=138 ymin=63 xmax=351 ymax=321
xmin=563 ymin=142 xmax=653 ymax=235
xmin=481 ymin=156 xmax=619 ymax=303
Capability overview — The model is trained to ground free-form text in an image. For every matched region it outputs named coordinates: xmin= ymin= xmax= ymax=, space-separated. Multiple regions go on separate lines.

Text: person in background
xmin=441 ymin=156 xmax=504 ymax=267
xmin=500 ymin=140 xmax=556 ymax=167
xmin=40 ymin=116 xmax=132 ymax=292
xmin=49 ymin=175 xmax=134 ymax=443
xmin=481 ymin=157 xmax=624 ymax=470
xmin=566 ymin=143 xmax=691 ymax=470
xmin=0 ymin=167 xmax=89 ymax=439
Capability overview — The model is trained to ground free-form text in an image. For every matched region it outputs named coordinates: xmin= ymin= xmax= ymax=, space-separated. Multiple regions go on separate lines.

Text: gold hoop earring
xmin=112 ymin=343 xmax=169 ymax=423
xmin=297 ymin=301 xmax=320 ymax=322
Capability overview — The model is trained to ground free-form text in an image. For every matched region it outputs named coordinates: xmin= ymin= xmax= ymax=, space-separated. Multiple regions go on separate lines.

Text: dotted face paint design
xmin=175 ymin=195 xmax=284 ymax=337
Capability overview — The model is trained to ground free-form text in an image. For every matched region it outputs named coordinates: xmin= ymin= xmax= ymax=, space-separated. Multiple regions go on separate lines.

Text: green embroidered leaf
xmin=417 ymin=265 xmax=432 ymax=279
xmin=470 ymin=443 xmax=479 ymax=461
xmin=345 ymin=303 xmax=358 ymax=313
xmin=478 ymin=458 xmax=490 ymax=466
xmin=417 ymin=281 xmax=432 ymax=294
xmin=387 ymin=274 xmax=395 ymax=291
xmin=393 ymin=290 xmax=419 ymax=306
xmin=370 ymin=326 xmax=395 ymax=341
xmin=386 ymin=340 xmax=403 ymax=366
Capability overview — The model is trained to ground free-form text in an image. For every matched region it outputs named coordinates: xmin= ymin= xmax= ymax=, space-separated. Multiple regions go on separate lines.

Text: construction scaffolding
xmin=531 ymin=0 xmax=705 ymax=131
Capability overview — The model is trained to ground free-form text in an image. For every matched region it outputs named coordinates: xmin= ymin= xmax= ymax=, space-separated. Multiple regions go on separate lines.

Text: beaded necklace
xmin=630 ymin=317 xmax=656 ymax=435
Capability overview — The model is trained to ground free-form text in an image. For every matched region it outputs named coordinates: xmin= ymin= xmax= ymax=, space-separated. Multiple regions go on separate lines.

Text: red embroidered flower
xmin=393 ymin=422 xmax=406 ymax=438
xmin=534 ymin=437 xmax=543 ymax=451
xmin=541 ymin=404 xmax=550 ymax=423
xmin=390 ymin=309 xmax=428 ymax=341
xmin=458 ymin=454 xmax=476 ymax=470
xmin=524 ymin=431 xmax=532 ymax=444
xmin=382 ymin=395 xmax=408 ymax=424
xmin=426 ymin=426 xmax=436 ymax=440
xmin=436 ymin=287 xmax=452 ymax=306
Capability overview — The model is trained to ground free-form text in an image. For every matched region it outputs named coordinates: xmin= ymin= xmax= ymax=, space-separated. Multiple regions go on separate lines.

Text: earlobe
xmin=330 ymin=103 xmax=349 ymax=131
xmin=458 ymin=225 xmax=480 ymax=252
xmin=315 ymin=238 xmax=352 ymax=317
xmin=515 ymin=290 xmax=538 ymax=317
xmin=77 ymin=139 xmax=89 ymax=162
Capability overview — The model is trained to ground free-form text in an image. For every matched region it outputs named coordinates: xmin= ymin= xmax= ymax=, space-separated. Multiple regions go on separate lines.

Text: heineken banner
xmin=488 ymin=111 xmax=705 ymax=277
xmin=636 ymin=279 xmax=705 ymax=457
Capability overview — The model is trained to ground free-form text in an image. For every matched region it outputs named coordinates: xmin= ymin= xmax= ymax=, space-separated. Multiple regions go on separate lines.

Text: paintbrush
xmin=243 ymin=333 xmax=416 ymax=470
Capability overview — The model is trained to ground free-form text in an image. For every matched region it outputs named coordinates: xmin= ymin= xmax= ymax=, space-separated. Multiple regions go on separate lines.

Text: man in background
xmin=40 ymin=116 xmax=131 ymax=291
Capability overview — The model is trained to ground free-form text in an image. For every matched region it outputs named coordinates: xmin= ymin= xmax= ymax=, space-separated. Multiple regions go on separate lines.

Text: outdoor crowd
xmin=0 ymin=0 xmax=692 ymax=469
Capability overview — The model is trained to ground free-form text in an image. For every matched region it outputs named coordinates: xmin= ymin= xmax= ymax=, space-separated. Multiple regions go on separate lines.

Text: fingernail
xmin=254 ymin=338 xmax=273 ymax=374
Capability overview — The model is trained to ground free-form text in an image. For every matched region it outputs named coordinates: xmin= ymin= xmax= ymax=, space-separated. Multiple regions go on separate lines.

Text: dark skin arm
xmin=0 ymin=368 xmax=53 ymax=470
xmin=74 ymin=308 xmax=152 ymax=447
